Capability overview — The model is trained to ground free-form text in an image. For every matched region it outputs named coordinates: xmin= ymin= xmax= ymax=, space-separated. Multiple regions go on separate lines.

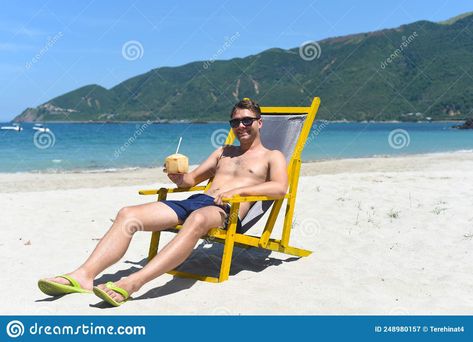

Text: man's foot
xmin=44 ymin=272 xmax=93 ymax=290
xmin=38 ymin=272 xmax=93 ymax=296
xmin=93 ymin=278 xmax=136 ymax=306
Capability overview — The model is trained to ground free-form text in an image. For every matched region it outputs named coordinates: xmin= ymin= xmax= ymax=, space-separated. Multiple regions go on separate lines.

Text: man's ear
xmin=257 ymin=118 xmax=263 ymax=129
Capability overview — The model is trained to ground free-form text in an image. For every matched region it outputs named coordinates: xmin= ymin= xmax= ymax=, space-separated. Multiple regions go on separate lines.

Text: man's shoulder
xmin=266 ymin=149 xmax=286 ymax=169
xmin=266 ymin=149 xmax=285 ymax=158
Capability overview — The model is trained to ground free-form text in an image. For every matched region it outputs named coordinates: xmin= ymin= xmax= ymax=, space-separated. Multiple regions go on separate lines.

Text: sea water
xmin=0 ymin=121 xmax=471 ymax=173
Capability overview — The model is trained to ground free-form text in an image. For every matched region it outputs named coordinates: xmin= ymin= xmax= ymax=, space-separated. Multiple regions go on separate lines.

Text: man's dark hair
xmin=230 ymin=98 xmax=262 ymax=118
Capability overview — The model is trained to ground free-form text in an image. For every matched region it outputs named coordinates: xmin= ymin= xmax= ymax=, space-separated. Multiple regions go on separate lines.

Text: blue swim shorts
xmin=161 ymin=193 xmax=243 ymax=233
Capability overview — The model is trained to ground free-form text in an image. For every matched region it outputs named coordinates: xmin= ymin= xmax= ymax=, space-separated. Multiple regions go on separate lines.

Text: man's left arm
xmin=214 ymin=150 xmax=288 ymax=205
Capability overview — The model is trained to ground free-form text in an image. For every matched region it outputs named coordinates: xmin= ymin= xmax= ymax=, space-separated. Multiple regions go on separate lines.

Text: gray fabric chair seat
xmin=239 ymin=114 xmax=307 ymax=233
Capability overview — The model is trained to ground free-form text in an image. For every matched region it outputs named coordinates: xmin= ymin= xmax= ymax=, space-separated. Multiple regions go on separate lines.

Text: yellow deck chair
xmin=139 ymin=97 xmax=320 ymax=283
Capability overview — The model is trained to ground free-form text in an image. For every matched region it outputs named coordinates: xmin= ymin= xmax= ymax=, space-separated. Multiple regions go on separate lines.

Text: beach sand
xmin=1 ymin=151 xmax=472 ymax=314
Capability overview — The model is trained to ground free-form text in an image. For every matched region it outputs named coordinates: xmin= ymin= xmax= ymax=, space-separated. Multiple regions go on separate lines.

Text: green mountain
xmin=14 ymin=12 xmax=473 ymax=122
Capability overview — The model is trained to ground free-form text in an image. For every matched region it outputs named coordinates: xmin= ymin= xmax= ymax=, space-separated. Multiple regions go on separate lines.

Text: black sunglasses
xmin=229 ymin=116 xmax=260 ymax=128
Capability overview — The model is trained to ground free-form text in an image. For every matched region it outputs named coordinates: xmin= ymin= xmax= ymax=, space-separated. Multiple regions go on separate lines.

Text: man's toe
xmin=49 ymin=277 xmax=70 ymax=285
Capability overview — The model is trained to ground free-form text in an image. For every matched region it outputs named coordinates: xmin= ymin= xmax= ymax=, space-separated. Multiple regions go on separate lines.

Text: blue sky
xmin=0 ymin=0 xmax=472 ymax=121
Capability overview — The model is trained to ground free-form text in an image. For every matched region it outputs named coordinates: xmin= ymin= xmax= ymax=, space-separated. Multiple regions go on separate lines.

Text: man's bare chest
xmin=216 ymin=155 xmax=268 ymax=179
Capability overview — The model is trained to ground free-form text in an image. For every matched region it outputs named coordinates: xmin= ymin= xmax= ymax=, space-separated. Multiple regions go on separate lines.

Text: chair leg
xmin=281 ymin=159 xmax=301 ymax=247
xmin=218 ymin=202 xmax=240 ymax=282
xmin=259 ymin=199 xmax=283 ymax=248
xmin=218 ymin=233 xmax=236 ymax=282
xmin=147 ymin=231 xmax=161 ymax=262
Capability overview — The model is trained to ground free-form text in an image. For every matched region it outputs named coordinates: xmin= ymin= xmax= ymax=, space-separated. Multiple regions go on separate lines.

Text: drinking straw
xmin=175 ymin=137 xmax=183 ymax=154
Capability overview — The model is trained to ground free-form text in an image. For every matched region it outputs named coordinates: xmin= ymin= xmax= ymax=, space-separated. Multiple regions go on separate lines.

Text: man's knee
xmin=115 ymin=206 xmax=145 ymax=234
xmin=183 ymin=212 xmax=211 ymax=237
xmin=117 ymin=206 xmax=134 ymax=220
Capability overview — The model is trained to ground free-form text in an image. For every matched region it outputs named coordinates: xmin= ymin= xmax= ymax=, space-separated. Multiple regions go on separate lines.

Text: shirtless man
xmin=38 ymin=98 xmax=288 ymax=306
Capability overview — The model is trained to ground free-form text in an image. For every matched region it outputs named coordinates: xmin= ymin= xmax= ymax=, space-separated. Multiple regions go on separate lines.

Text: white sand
xmin=1 ymin=152 xmax=472 ymax=315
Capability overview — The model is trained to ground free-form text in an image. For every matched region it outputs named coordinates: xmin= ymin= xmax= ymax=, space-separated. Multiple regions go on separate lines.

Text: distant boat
xmin=1 ymin=123 xmax=23 ymax=131
xmin=33 ymin=123 xmax=51 ymax=132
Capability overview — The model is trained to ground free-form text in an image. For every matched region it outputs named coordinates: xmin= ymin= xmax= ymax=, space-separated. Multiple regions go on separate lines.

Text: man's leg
xmin=42 ymin=202 xmax=181 ymax=291
xmin=95 ymin=205 xmax=227 ymax=303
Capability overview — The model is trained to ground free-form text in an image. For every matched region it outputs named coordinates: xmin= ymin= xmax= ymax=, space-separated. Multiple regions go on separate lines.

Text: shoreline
xmin=1 ymin=150 xmax=471 ymax=193
xmin=0 ymin=149 xmax=471 ymax=176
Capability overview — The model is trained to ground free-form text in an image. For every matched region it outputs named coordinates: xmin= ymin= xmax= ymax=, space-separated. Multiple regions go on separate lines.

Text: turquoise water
xmin=0 ymin=121 xmax=471 ymax=173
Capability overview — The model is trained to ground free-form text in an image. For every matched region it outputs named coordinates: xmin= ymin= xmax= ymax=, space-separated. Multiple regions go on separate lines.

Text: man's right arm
xmin=167 ymin=146 xmax=224 ymax=187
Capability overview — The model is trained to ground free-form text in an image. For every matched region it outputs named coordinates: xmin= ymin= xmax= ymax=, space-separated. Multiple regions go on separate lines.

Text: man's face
xmin=230 ymin=109 xmax=262 ymax=143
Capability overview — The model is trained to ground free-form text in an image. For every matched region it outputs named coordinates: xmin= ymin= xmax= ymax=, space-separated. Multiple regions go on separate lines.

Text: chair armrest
xmin=222 ymin=194 xmax=290 ymax=203
xmin=139 ymin=186 xmax=207 ymax=195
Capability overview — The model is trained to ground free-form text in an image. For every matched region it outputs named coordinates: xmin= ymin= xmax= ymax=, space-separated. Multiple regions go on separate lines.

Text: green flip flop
xmin=93 ymin=282 xmax=130 ymax=307
xmin=38 ymin=275 xmax=91 ymax=296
